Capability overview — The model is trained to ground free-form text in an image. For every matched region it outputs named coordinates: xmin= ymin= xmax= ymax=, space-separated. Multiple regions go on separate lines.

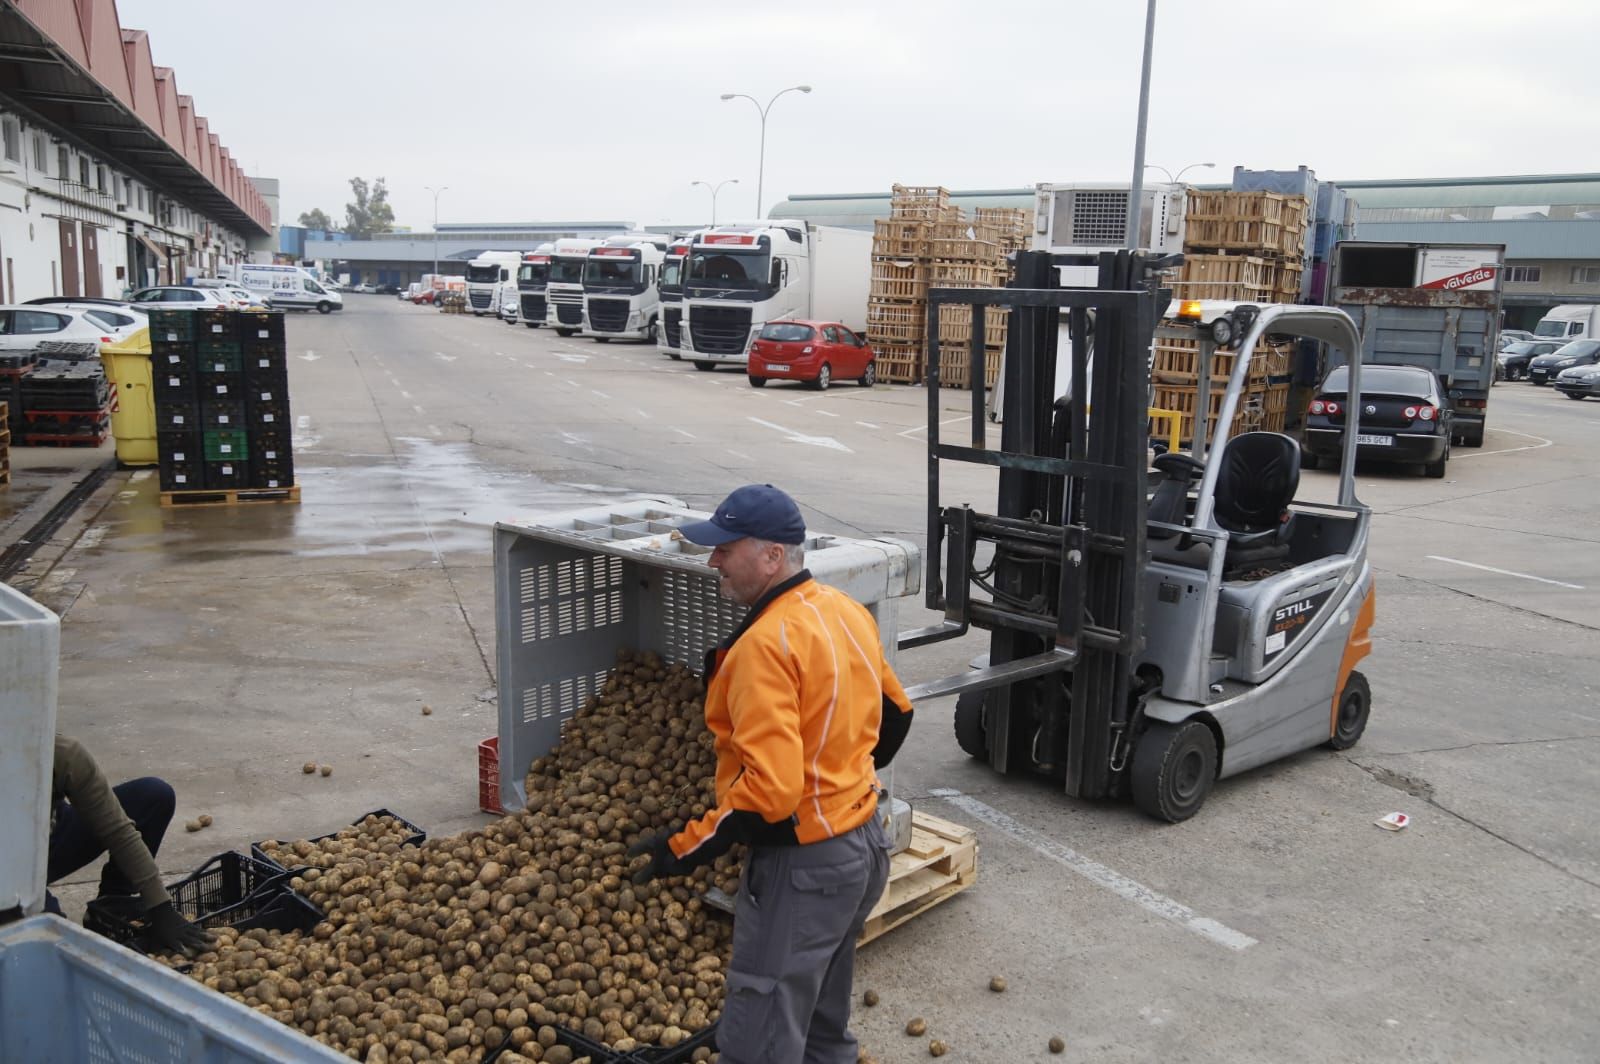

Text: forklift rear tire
xmin=1131 ymin=720 xmax=1217 ymax=823
xmin=953 ymin=690 xmax=987 ymax=760
xmin=1325 ymin=670 xmax=1370 ymax=751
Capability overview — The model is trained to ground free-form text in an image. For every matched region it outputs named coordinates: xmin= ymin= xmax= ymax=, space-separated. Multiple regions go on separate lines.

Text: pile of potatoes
xmin=182 ymin=650 xmax=734 ymax=1063
xmin=259 ymin=813 xmax=421 ymax=873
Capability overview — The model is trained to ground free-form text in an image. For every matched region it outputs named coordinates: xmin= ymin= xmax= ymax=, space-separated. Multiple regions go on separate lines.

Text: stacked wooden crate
xmin=1155 ymin=190 xmax=1310 ymax=438
xmin=866 ymin=185 xmax=1010 ymax=390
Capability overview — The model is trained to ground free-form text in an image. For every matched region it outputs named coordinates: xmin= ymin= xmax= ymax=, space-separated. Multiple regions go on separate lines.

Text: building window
xmin=57 ymin=145 xmax=68 ymax=181
xmin=96 ymin=165 xmax=107 ymax=193
xmin=136 ymin=185 xmax=146 ymax=212
xmin=32 ymin=133 xmax=47 ymax=174
xmin=1 ymin=117 xmax=20 ymax=163
xmin=78 ymin=155 xmax=90 ymax=186
xmin=1572 ymin=267 xmax=1600 ymax=285
xmin=1505 ymin=266 xmax=1542 ymax=284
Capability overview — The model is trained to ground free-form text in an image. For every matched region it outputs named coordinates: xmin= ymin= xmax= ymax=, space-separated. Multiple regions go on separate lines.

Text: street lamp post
xmin=1145 ymin=162 xmax=1216 ymax=185
xmin=718 ymin=85 xmax=811 ymax=219
xmin=423 ymin=184 xmax=448 ymax=279
xmin=691 ymin=179 xmax=739 ymax=226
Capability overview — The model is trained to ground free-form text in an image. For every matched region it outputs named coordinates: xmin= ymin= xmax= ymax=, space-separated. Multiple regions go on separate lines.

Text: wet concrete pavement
xmin=12 ymin=297 xmax=1600 ymax=1062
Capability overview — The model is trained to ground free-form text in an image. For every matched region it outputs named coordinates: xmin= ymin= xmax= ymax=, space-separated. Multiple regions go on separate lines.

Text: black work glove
xmin=626 ymin=833 xmax=688 ymax=886
xmin=145 ymin=900 xmax=215 ymax=956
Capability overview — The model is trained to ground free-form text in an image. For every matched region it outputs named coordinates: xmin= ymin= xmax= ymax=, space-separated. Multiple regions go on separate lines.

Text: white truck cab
xmin=546 ymin=238 xmax=604 ymax=336
xmin=657 ymin=237 xmax=695 ymax=359
xmin=516 ymin=244 xmax=555 ymax=329
xmin=582 ymin=235 xmax=669 ymax=343
xmin=465 ymin=251 xmax=523 ymax=316
xmin=1534 ymin=304 xmax=1600 ymax=341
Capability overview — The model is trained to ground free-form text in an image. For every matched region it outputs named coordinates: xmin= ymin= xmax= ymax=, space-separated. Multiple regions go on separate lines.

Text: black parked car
xmin=1301 ymin=364 xmax=1451 ymax=479
xmin=1497 ymin=340 xmax=1561 ymax=381
xmin=1528 ymin=339 xmax=1600 ymax=385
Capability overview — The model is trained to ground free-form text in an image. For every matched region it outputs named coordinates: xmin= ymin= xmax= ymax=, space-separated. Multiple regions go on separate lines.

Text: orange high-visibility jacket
xmin=669 ymin=572 xmax=913 ymax=863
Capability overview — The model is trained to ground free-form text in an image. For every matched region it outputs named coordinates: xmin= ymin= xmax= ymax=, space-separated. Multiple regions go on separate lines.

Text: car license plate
xmin=767 ymin=364 xmax=790 ymax=373
xmin=1356 ymin=434 xmax=1393 ymax=446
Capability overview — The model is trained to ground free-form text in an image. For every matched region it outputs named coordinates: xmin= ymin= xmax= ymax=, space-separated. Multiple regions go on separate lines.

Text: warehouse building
xmin=304 ymin=222 xmax=638 ymax=287
xmin=0 ymin=1 xmax=271 ymax=301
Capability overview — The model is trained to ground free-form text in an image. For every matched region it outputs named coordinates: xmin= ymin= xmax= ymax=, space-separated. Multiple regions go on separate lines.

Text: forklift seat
xmin=1214 ymin=432 xmax=1300 ymax=571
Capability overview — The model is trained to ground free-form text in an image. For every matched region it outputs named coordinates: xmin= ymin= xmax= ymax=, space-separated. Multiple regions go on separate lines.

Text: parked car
xmin=1528 ymin=339 xmax=1600 ymax=385
xmin=1301 ymin=363 xmax=1451 ymax=478
xmin=746 ymin=320 xmax=877 ymax=389
xmin=376 ymin=283 xmax=403 ymax=295
xmin=1553 ymin=363 xmax=1600 ymax=400
xmin=30 ymin=302 xmax=148 ymax=344
xmin=398 ymin=285 xmax=417 ymax=301
xmin=1497 ymin=329 xmax=1535 ymax=348
xmin=0 ymin=305 xmax=119 ymax=350
xmin=411 ymin=288 xmax=438 ymax=305
xmin=129 ymin=286 xmax=245 ymax=311
xmin=1497 ymin=340 xmax=1561 ymax=381
xmin=352 ymin=282 xmax=378 ymax=294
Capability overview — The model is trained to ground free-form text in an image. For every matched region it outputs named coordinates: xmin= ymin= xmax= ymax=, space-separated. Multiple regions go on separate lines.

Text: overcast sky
xmin=117 ymin=0 xmax=1598 ymax=232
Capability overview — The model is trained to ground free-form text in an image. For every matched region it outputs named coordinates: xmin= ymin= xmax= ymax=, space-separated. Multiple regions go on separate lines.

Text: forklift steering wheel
xmin=1153 ymin=452 xmax=1206 ymax=481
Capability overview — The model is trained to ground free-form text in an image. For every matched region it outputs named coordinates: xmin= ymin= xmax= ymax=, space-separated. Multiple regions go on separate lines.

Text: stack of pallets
xmin=0 ymin=400 xmax=9 ymax=488
xmin=150 ymin=308 xmax=299 ymax=506
xmin=0 ymin=350 xmax=32 ymax=441
xmin=867 ymin=185 xmax=1010 ymax=390
xmin=18 ymin=358 xmax=111 ymax=447
xmin=1156 ymin=190 xmax=1311 ymax=438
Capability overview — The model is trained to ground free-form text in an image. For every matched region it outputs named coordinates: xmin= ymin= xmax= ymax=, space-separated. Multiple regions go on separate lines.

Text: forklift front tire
xmin=953 ymin=690 xmax=987 ymax=760
xmin=1131 ymin=720 xmax=1217 ymax=823
xmin=1325 ymin=670 xmax=1371 ymax=751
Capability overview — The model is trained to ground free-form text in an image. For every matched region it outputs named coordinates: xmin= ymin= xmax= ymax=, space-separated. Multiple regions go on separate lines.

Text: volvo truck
xmin=516 ymin=244 xmax=555 ymax=329
xmin=465 ymin=251 xmax=523 ymax=316
xmin=582 ymin=235 xmax=669 ymax=343
xmin=546 ymin=238 xmax=603 ymax=336
xmin=657 ymin=237 xmax=695 ymax=359
xmin=1329 ymin=241 xmax=1504 ymax=447
xmin=679 ymin=221 xmax=872 ymax=370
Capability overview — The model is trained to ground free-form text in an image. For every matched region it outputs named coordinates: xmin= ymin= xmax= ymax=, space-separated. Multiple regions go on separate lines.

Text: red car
xmin=411 ymin=288 xmax=438 ymax=305
xmin=747 ymin=320 xmax=876 ymax=389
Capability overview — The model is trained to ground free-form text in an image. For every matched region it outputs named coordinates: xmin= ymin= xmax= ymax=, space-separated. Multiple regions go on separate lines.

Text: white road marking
xmin=565 ymin=379 xmax=581 ymax=388
xmin=726 ymin=449 xmax=752 ymax=460
xmin=591 ymin=390 xmax=612 ymax=400
xmin=747 ymin=416 xmax=853 ymax=453
xmin=1424 ymin=555 xmax=1584 ymax=590
xmin=635 ymin=409 xmax=652 ymax=419
xmin=434 ymin=352 xmax=456 ymax=362
xmin=930 ymin=788 xmax=1258 ymax=952
xmin=1453 ymin=427 xmax=1554 ymax=459
xmin=544 ymin=371 xmax=555 ymax=377
xmin=412 ymin=404 xmax=425 ymax=414
xmin=855 ymin=421 xmax=880 ymax=429
xmin=898 ymin=415 xmax=970 ymax=438
xmin=813 ymin=408 xmax=839 ymax=417
xmin=75 ymin=525 xmax=109 ymax=551
xmin=672 ymin=428 xmax=698 ymax=439
xmin=299 ymin=352 xmax=320 ymax=362
xmin=557 ymin=354 xmax=589 ymax=364
xmin=428 ymin=424 xmax=442 ymax=437
xmin=400 ymin=391 xmax=413 ymax=400
xmin=1567 ymin=712 xmax=1600 ymax=725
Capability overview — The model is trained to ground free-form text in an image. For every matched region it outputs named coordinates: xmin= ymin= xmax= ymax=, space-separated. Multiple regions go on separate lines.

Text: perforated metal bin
xmin=0 ymin=583 xmax=59 ymax=920
xmin=492 ymin=498 xmax=919 ymax=813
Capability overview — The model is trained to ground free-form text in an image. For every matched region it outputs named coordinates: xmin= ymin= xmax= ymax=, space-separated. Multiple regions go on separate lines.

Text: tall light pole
xmin=424 ymin=184 xmax=448 ymax=279
xmin=691 ymin=179 xmax=739 ymax=226
xmin=1124 ymin=0 xmax=1157 ymax=250
xmin=1145 ymin=162 xmax=1216 ymax=185
xmin=718 ymin=85 xmax=811 ymax=219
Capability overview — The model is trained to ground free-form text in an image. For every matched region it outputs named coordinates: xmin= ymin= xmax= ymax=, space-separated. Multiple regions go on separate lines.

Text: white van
xmin=232 ymin=264 xmax=344 ymax=314
xmin=1533 ymin=304 xmax=1600 ymax=341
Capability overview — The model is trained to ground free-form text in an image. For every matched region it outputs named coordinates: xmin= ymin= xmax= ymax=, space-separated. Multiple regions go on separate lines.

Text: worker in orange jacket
xmin=629 ymin=484 xmax=914 ymax=1064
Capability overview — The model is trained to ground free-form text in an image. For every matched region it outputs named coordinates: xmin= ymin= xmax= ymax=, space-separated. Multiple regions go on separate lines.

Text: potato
xmin=929 ymin=1040 xmax=949 ymax=1057
xmin=302 ymin=762 xmax=316 ymax=774
xmin=906 ymin=1018 xmax=927 ymax=1037
xmin=198 ymin=814 xmax=214 ymax=827
xmin=989 ymin=975 xmax=1007 ymax=993
xmin=185 ymin=819 xmax=202 ymax=832
xmin=1050 ymin=1035 xmax=1066 ymax=1053
xmin=320 ymin=765 xmax=333 ymax=777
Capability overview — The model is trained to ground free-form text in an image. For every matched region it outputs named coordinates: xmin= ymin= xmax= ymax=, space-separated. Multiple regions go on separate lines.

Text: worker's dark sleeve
xmin=872 ymin=664 xmax=915 ymax=768
xmin=52 ymin=736 xmax=170 ymax=908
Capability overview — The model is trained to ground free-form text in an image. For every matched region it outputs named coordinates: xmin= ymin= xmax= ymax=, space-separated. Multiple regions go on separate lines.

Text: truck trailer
xmin=679 ymin=221 xmax=872 ymax=370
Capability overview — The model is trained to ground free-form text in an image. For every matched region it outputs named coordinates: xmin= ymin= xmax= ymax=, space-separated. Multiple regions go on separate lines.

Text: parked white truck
xmin=1534 ymin=304 xmax=1600 ymax=341
xmin=546 ymin=238 xmax=603 ymax=336
xmin=679 ymin=221 xmax=872 ymax=370
xmin=516 ymin=244 xmax=555 ymax=329
xmin=657 ymin=237 xmax=694 ymax=359
xmin=465 ymin=251 xmax=523 ymax=316
xmin=582 ymin=235 xmax=669 ymax=343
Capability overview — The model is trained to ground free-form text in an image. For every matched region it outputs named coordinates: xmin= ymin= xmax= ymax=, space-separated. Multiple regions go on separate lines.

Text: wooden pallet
xmin=859 ymin=810 xmax=978 ymax=946
xmin=21 ymin=431 xmax=108 ymax=447
xmin=159 ymin=484 xmax=301 ymax=508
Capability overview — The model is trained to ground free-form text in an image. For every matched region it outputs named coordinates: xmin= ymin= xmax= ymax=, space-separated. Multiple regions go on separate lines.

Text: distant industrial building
xmin=0 ymin=1 xmax=272 ymax=299
xmin=304 ymin=222 xmax=639 ymax=287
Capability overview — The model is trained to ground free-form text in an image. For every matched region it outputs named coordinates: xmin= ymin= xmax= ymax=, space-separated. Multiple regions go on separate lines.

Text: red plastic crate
xmin=478 ymin=736 xmax=504 ymax=814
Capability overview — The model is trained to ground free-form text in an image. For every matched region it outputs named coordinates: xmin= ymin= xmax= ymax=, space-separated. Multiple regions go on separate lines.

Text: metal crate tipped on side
xmin=493 ymin=499 xmax=919 ymax=814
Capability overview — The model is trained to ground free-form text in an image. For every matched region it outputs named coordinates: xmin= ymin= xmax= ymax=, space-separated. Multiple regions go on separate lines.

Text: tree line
xmin=297 ymin=176 xmax=396 ymax=239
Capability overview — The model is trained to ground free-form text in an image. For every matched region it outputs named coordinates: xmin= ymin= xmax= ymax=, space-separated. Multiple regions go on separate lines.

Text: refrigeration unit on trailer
xmin=516 ymin=244 xmax=555 ymax=329
xmin=679 ymin=221 xmax=872 ymax=370
xmin=657 ymin=237 xmax=695 ymax=359
xmin=582 ymin=235 xmax=669 ymax=342
xmin=546 ymin=238 xmax=604 ymax=336
xmin=465 ymin=251 xmax=523 ymax=316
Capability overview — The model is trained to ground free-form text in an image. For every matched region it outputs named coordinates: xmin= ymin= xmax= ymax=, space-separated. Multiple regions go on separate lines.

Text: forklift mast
xmin=900 ymin=250 xmax=1174 ymax=798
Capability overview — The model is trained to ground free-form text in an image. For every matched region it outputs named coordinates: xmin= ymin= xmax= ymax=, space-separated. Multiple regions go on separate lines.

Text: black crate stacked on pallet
xmin=0 ymin=349 xmax=33 ymax=439
xmin=151 ymin=307 xmax=293 ymax=494
xmin=19 ymin=346 xmax=112 ymax=446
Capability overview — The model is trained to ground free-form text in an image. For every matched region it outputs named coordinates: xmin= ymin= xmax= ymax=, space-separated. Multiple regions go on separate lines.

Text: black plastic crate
xmin=200 ymin=399 xmax=246 ymax=431
xmin=198 ymin=375 xmax=241 ymax=402
xmin=199 ymin=339 xmax=241 ymax=359
xmin=156 ymin=399 xmax=199 ymax=434
xmin=84 ymin=851 xmax=322 ymax=956
xmin=196 ymin=309 xmax=234 ymax=338
xmin=249 ymin=459 xmax=294 ymax=490
xmin=204 ymin=459 xmax=246 ymax=489
xmin=251 ymin=808 xmax=427 ymax=875
xmin=236 ymin=310 xmax=286 ymax=343
xmin=148 ymin=308 xmax=196 ymax=342
xmin=152 ymin=365 xmax=197 ymax=401
xmin=0 ymin=351 xmax=36 ymax=372
xmin=159 ymin=459 xmax=204 ymax=492
xmin=196 ymin=350 xmax=243 ymax=376
xmin=151 ymin=338 xmax=194 ymax=367
xmin=484 ymin=1024 xmax=629 ymax=1064
xmin=628 ymin=1026 xmax=719 ymax=1064
xmin=243 ymin=349 xmax=288 ymax=383
xmin=247 ymin=398 xmax=289 ymax=430
xmin=251 ymin=427 xmax=293 ymax=464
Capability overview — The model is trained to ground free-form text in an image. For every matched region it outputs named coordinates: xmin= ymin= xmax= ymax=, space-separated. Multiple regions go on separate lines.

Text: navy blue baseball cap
xmin=680 ymin=484 xmax=806 ymax=546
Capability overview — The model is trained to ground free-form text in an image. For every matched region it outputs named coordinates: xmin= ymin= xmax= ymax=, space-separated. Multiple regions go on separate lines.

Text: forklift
xmin=899 ymin=250 xmax=1376 ymax=821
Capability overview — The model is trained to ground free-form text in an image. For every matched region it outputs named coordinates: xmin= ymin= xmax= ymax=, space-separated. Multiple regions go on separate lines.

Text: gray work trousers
xmin=717 ymin=813 xmax=893 ymax=1064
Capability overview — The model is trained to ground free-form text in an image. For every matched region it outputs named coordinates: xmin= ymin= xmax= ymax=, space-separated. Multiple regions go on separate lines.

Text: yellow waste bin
xmin=99 ymin=327 xmax=156 ymax=467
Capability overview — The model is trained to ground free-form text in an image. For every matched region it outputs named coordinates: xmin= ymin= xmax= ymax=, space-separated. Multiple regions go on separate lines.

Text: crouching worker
xmin=48 ymin=734 xmax=214 ymax=955
xmin=627 ymin=484 xmax=915 ymax=1064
